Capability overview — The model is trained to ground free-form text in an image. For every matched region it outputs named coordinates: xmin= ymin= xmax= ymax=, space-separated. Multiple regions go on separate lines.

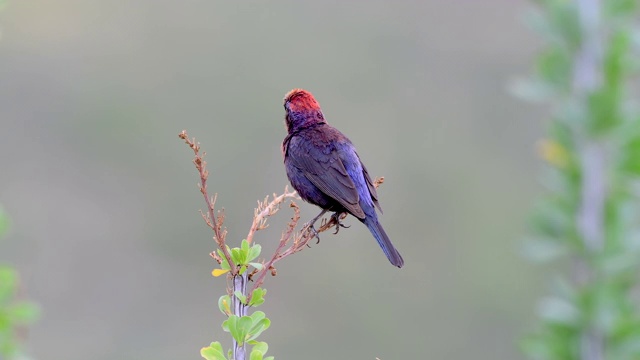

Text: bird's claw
xmin=303 ymin=221 xmax=321 ymax=244
xmin=331 ymin=212 xmax=350 ymax=234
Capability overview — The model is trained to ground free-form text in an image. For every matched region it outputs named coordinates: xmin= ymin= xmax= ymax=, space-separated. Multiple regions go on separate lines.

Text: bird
xmin=281 ymin=88 xmax=404 ymax=268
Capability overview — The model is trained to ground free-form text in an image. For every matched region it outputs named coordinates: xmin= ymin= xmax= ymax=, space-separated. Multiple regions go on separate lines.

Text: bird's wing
xmin=289 ymin=137 xmax=366 ymax=219
xmin=360 ymin=160 xmax=383 ymax=214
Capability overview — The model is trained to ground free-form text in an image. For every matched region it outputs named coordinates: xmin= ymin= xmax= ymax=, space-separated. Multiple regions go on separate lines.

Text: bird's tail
xmin=363 ymin=217 xmax=404 ymax=268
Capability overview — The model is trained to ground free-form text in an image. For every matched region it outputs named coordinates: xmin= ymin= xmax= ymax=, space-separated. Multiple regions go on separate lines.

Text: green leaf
xmin=250 ymin=311 xmax=266 ymax=323
xmin=249 ymin=262 xmax=264 ymax=271
xmin=247 ymin=311 xmax=271 ymax=342
xmin=537 ymin=296 xmax=580 ymax=326
xmin=231 ymin=248 xmax=243 ymax=265
xmin=241 ymin=239 xmax=250 ymax=252
xmin=249 ymin=288 xmax=266 ymax=307
xmin=7 ymin=302 xmax=40 ymax=324
xmin=547 ymin=1 xmax=581 ymax=49
xmin=250 ymin=350 xmax=264 ymax=360
xmin=217 ymin=249 xmax=231 ymax=270
xmin=201 ymin=342 xmax=227 ymax=360
xmin=224 ymin=314 xmax=253 ymax=345
xmin=536 ymin=47 xmax=572 ymax=90
xmin=0 ymin=267 xmax=17 ymax=303
xmin=247 ymin=244 xmax=261 ymax=263
xmin=236 ymin=315 xmax=253 ymax=345
xmin=222 ymin=315 xmax=237 ymax=334
xmin=252 ymin=341 xmax=268 ymax=355
xmin=234 ymin=291 xmax=247 ymax=305
xmin=219 ymin=295 xmax=232 ymax=316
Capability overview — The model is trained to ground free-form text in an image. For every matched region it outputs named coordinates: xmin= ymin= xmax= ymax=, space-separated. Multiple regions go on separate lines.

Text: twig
xmin=179 ymin=130 xmax=235 ymax=274
xmin=247 ymin=177 xmax=384 ymax=300
xmin=246 ymin=188 xmax=297 ymax=244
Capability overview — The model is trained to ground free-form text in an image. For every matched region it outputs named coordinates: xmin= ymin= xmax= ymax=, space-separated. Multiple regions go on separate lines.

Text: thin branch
xmin=249 ymin=201 xmax=302 ymax=293
xmin=247 ymin=177 xmax=384 ymax=300
xmin=179 ymin=130 xmax=235 ymax=274
xmin=246 ymin=187 xmax=297 ymax=244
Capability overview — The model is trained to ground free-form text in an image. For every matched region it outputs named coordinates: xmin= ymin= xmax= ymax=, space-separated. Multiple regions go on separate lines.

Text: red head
xmin=284 ymin=89 xmax=321 ymax=112
xmin=283 ymin=88 xmax=325 ymax=132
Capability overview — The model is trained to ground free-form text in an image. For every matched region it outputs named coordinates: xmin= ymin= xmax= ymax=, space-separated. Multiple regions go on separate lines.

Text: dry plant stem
xmin=246 ymin=189 xmax=298 ymax=244
xmin=180 ymin=130 xmax=245 ymax=359
xmin=247 ymin=177 xmax=384 ymax=301
xmin=249 ymin=202 xmax=302 ymax=297
xmin=179 ymin=130 xmax=235 ymax=274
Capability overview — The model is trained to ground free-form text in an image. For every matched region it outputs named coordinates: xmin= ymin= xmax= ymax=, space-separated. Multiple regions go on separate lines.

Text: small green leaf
xmin=250 ymin=350 xmax=264 ymax=360
xmin=224 ymin=314 xmax=253 ymax=345
xmin=0 ymin=267 xmax=17 ymax=303
xmin=247 ymin=312 xmax=271 ymax=342
xmin=219 ymin=295 xmax=232 ymax=316
xmin=249 ymin=262 xmax=264 ymax=271
xmin=234 ymin=291 xmax=247 ymax=304
xmin=241 ymin=239 xmax=250 ymax=252
xmin=217 ymin=249 xmax=231 ymax=270
xmin=201 ymin=342 xmax=227 ymax=360
xmin=247 ymin=244 xmax=262 ymax=263
xmin=537 ymin=296 xmax=579 ymax=326
xmin=231 ymin=248 xmax=242 ymax=265
xmin=8 ymin=302 xmax=40 ymax=324
xmin=252 ymin=341 xmax=268 ymax=354
xmin=249 ymin=288 xmax=266 ymax=307
xmin=247 ymin=318 xmax=271 ymax=342
xmin=236 ymin=315 xmax=253 ymax=345
xmin=222 ymin=315 xmax=238 ymax=334
xmin=250 ymin=311 xmax=266 ymax=324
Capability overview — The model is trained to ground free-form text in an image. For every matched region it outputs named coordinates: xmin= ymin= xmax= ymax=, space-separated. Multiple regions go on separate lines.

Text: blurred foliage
xmin=0 ymin=206 xmax=40 ymax=359
xmin=518 ymin=0 xmax=640 ymax=359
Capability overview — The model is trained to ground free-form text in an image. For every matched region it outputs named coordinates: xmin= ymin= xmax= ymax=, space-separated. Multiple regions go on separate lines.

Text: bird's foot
xmin=303 ymin=208 xmax=328 ymax=244
xmin=331 ymin=212 xmax=350 ymax=234
xmin=302 ymin=221 xmax=321 ymax=244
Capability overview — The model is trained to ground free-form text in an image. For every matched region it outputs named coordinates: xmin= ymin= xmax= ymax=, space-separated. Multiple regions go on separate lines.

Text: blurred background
xmin=0 ymin=1 xmax=550 ymax=359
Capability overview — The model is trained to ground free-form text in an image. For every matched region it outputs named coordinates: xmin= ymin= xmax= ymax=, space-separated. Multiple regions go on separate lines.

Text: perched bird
xmin=281 ymin=89 xmax=404 ymax=268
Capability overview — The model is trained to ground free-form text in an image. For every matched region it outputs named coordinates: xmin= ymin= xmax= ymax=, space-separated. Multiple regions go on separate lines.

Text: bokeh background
xmin=0 ymin=1 xmax=550 ymax=359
